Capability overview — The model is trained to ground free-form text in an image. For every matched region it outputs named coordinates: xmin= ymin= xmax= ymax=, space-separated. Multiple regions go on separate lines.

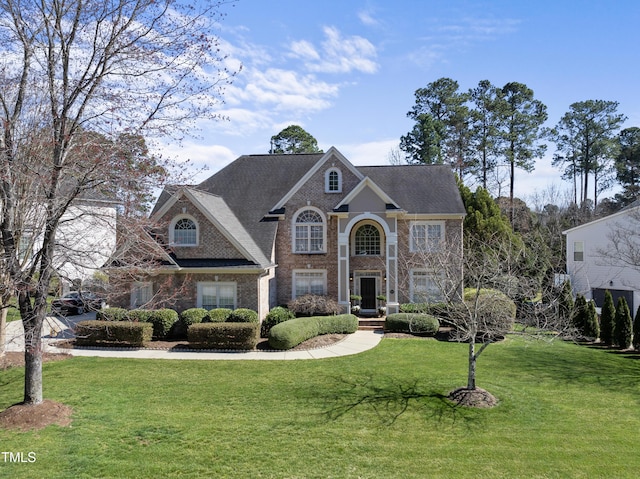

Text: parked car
xmin=51 ymin=291 xmax=105 ymax=315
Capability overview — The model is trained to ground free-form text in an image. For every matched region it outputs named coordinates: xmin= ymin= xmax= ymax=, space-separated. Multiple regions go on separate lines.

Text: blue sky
xmin=163 ymin=0 xmax=640 ymax=202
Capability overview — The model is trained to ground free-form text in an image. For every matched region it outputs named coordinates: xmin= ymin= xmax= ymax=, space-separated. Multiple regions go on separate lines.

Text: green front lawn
xmin=1 ymin=337 xmax=640 ymax=478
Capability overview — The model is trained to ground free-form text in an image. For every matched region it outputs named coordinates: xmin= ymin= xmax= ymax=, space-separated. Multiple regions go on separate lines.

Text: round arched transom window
xmin=173 ymin=217 xmax=197 ymax=245
xmin=354 ymin=223 xmax=381 ymax=255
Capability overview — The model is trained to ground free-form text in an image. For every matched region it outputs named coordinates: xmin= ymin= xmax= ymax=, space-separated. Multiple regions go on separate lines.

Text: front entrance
xmin=360 ymin=277 xmax=377 ymax=310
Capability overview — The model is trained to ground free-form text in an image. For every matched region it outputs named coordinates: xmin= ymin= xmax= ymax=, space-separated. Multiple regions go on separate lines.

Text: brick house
xmin=132 ymin=147 xmax=465 ymax=318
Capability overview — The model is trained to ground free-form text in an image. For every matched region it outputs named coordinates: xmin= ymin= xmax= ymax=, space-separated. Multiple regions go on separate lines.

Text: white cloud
xmin=358 ymin=9 xmax=380 ymax=27
xmin=157 ymin=142 xmax=237 ymax=183
xmin=289 ymin=40 xmax=320 ymax=61
xmin=289 ymin=26 xmax=379 ymax=74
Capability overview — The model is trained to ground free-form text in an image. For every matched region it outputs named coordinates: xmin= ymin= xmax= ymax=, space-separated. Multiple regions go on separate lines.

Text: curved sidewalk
xmin=4 ymin=317 xmax=384 ymax=360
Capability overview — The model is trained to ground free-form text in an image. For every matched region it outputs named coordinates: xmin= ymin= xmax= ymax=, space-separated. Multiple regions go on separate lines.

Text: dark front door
xmin=360 ymin=278 xmax=377 ymax=309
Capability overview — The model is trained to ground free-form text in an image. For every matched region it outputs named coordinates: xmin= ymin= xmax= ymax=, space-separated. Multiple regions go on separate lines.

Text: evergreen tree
xmin=600 ymin=290 xmax=615 ymax=345
xmin=614 ymin=296 xmax=633 ymax=349
xmin=633 ymin=305 xmax=640 ymax=350
xmin=559 ymin=281 xmax=575 ymax=327
xmin=572 ymin=293 xmax=586 ymax=335
xmin=270 ymin=125 xmax=322 ymax=154
xmin=585 ymin=300 xmax=600 ymax=340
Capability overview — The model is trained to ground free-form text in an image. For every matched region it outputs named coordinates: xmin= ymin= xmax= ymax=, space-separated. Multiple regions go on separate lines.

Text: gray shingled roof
xmin=357 ymin=165 xmax=465 ymax=215
xmin=195 ymin=153 xmax=324 ymax=258
xmin=155 ymin=153 xmax=464 ymax=261
xmin=186 ymin=188 xmax=272 ymax=267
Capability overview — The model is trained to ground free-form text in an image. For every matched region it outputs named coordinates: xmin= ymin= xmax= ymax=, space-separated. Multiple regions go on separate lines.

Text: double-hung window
xmin=410 ymin=270 xmax=444 ymax=303
xmin=197 ymin=282 xmax=236 ymax=310
xmin=573 ymin=241 xmax=584 ymax=262
xmin=410 ymin=221 xmax=444 ymax=252
xmin=293 ymin=270 xmax=326 ymax=298
xmin=294 ymin=209 xmax=325 ymax=253
xmin=131 ymin=282 xmax=153 ymax=308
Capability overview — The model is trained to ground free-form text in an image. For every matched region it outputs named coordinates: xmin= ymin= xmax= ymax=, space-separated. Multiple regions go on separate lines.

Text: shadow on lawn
xmin=319 ymin=375 xmax=486 ymax=428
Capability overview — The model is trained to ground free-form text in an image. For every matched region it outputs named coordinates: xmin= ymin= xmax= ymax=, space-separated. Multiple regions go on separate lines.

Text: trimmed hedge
xmin=385 ymin=313 xmax=440 ymax=336
xmin=75 ymin=320 xmax=152 ymax=347
xmin=204 ymin=308 xmax=232 ymax=323
xmin=261 ymin=306 xmax=295 ymax=338
xmin=96 ymin=307 xmax=129 ymax=322
xmin=172 ymin=308 xmax=208 ymax=338
xmin=187 ymin=322 xmax=259 ymax=350
xmin=400 ymin=302 xmax=449 ymax=318
xmin=96 ymin=308 xmax=178 ymax=340
xmin=227 ymin=308 xmax=259 ymax=323
xmin=268 ymin=314 xmax=358 ymax=350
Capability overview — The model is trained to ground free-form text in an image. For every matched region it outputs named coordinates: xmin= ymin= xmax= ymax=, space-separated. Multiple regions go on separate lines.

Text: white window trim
xmin=292 ymin=269 xmax=327 ymax=299
xmin=325 ymin=167 xmax=342 ymax=193
xmin=350 ymin=221 xmax=385 ymax=256
xmin=197 ymin=281 xmax=237 ymax=310
xmin=409 ymin=269 xmax=444 ymax=303
xmin=131 ymin=281 xmax=153 ymax=309
xmin=409 ymin=220 xmax=445 ymax=253
xmin=169 ymin=214 xmax=199 ymax=247
xmin=291 ymin=206 xmax=327 ymax=254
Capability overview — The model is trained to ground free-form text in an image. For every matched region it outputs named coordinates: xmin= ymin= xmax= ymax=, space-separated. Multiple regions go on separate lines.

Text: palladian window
xmin=294 ymin=209 xmax=325 ymax=253
xmin=173 ymin=217 xmax=197 ymax=246
xmin=355 ymin=224 xmax=381 ymax=256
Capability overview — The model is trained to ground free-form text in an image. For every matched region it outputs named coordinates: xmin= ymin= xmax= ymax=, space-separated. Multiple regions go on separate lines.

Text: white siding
xmin=564 ymin=208 xmax=640 ymax=312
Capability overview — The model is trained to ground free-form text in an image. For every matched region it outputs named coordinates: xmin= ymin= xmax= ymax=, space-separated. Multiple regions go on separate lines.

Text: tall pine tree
xmin=614 ymin=296 xmax=633 ymax=349
xmin=600 ymin=290 xmax=616 ymax=345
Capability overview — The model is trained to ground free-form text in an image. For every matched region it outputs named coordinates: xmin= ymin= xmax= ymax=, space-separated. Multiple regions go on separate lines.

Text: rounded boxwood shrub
xmin=172 ymin=308 xmax=208 ymax=339
xmin=203 ymin=308 xmax=232 ymax=323
xmin=268 ymin=314 xmax=358 ymax=350
xmin=147 ymin=308 xmax=179 ymax=340
xmin=385 ymin=313 xmax=440 ymax=335
xmin=261 ymin=306 xmax=295 ymax=338
xmin=227 ymin=308 xmax=258 ymax=323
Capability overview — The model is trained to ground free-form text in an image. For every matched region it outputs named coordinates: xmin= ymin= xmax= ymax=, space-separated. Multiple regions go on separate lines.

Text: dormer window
xmin=170 ymin=216 xmax=198 ymax=246
xmin=325 ymin=168 xmax=342 ymax=193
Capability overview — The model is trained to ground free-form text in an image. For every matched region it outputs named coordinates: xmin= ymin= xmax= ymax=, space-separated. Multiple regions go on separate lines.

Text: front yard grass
xmin=1 ymin=337 xmax=640 ymax=478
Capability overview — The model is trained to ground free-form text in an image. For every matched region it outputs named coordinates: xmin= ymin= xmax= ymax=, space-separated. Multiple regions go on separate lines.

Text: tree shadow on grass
xmin=318 ymin=375 xmax=487 ymax=428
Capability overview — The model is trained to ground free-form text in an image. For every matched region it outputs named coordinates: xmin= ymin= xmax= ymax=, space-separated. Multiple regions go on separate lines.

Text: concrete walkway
xmin=3 ymin=316 xmax=384 ymax=360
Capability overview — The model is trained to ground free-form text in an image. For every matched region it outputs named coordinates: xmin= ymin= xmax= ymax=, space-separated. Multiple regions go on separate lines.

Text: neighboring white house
xmin=54 ymin=202 xmax=118 ymax=292
xmin=20 ymin=199 xmax=118 ymax=294
xmin=563 ymin=204 xmax=640 ymax=314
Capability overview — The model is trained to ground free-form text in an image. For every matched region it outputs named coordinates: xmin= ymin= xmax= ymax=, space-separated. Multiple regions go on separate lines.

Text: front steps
xmin=358 ymin=317 xmax=385 ymax=331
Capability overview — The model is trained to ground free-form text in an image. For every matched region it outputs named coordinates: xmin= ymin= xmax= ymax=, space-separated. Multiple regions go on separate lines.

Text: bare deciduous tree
xmin=398 ymin=231 xmax=575 ymax=405
xmin=0 ymin=0 xmax=237 ymax=404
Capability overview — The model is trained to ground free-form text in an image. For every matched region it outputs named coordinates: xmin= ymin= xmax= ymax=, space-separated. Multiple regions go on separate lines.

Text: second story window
xmin=294 ymin=209 xmax=325 ymax=253
xmin=354 ymin=224 xmax=381 ymax=255
xmin=325 ymin=168 xmax=342 ymax=193
xmin=172 ymin=217 xmax=197 ymax=246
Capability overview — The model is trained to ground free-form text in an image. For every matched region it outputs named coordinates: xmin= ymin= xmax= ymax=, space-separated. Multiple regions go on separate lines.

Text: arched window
xmin=354 ymin=224 xmax=381 ymax=255
xmin=325 ymin=168 xmax=342 ymax=193
xmin=293 ymin=209 xmax=325 ymax=253
xmin=172 ymin=217 xmax=197 ymax=245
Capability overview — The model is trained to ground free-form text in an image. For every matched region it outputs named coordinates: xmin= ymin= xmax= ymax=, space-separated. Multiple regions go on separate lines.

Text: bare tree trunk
xmin=467 ymin=341 xmax=477 ymax=390
xmin=21 ymin=309 xmax=44 ymax=404
xmin=0 ymin=307 xmax=6 ymax=356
